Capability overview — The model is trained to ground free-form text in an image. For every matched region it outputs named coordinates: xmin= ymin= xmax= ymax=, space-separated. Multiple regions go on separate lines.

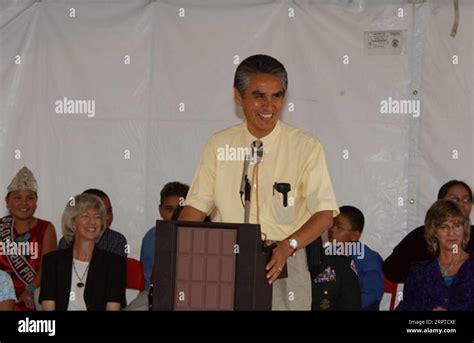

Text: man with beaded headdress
xmin=0 ymin=167 xmax=57 ymax=310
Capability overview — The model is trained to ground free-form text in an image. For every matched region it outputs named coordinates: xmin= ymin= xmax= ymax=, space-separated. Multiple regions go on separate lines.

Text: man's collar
xmin=243 ymin=120 xmax=282 ymax=149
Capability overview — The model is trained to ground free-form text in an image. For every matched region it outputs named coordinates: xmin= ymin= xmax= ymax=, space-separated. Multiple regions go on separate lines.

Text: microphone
xmin=241 ymin=140 xmax=264 ymax=223
xmin=239 ymin=140 xmax=263 ymax=197
xmin=251 ymin=140 xmax=263 ymax=165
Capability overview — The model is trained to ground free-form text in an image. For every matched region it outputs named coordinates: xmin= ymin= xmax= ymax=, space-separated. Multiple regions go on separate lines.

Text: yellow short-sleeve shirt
xmin=185 ymin=120 xmax=339 ymax=241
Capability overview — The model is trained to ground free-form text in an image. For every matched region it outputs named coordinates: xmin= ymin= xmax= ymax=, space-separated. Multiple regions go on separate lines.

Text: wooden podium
xmin=152 ymin=220 xmax=272 ymax=310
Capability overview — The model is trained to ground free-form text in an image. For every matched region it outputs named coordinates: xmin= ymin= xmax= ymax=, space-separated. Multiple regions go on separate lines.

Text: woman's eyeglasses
xmin=448 ymin=196 xmax=472 ymax=205
xmin=436 ymin=223 xmax=464 ymax=234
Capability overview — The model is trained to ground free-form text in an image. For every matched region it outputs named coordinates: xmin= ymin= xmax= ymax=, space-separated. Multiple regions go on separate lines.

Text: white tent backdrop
xmin=0 ymin=0 xmax=472 ymax=310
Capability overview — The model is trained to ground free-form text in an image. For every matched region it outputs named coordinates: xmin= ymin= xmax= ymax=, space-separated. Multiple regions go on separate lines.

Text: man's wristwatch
xmin=288 ymin=238 xmax=298 ymax=256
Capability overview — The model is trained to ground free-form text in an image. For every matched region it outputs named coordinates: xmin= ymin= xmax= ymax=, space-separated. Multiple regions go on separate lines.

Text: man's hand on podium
xmin=265 ymin=239 xmax=293 ymax=284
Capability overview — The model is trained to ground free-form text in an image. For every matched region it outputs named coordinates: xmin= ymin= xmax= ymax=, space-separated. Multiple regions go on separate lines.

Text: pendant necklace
xmin=438 ymin=252 xmax=465 ymax=277
xmin=73 ymin=260 xmax=90 ymax=288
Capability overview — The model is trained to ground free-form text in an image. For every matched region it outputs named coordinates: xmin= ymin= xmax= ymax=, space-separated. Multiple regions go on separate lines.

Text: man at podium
xmin=179 ymin=54 xmax=339 ymax=310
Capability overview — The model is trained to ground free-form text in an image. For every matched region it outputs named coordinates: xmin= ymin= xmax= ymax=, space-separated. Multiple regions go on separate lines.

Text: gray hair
xmin=233 ymin=54 xmax=288 ymax=96
xmin=61 ymin=193 xmax=107 ymax=245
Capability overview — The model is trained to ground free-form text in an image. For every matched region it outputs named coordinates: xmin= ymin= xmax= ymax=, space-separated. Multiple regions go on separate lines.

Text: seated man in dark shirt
xmin=383 ymin=180 xmax=474 ymax=283
xmin=308 ymin=237 xmax=361 ymax=311
xmin=58 ymin=189 xmax=128 ymax=257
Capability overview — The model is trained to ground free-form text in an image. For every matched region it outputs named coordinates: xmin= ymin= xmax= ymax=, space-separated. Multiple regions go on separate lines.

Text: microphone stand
xmin=241 ymin=140 xmax=262 ymax=224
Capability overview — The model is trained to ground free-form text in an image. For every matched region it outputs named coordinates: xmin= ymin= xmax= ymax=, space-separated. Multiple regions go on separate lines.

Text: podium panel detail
xmin=153 ymin=221 xmax=272 ymax=310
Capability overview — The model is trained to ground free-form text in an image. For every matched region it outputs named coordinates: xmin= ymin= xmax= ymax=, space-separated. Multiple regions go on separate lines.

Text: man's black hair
xmin=160 ymin=182 xmax=189 ymax=204
xmin=233 ymin=54 xmax=288 ymax=96
xmin=339 ymin=205 xmax=365 ymax=233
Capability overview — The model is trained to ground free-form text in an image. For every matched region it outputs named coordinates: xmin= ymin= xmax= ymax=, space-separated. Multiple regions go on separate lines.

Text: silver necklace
xmin=438 ymin=252 xmax=465 ymax=277
xmin=72 ymin=260 xmax=90 ymax=288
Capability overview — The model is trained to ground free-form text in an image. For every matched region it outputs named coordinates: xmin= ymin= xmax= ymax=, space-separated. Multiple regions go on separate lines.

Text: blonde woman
xmin=398 ymin=200 xmax=474 ymax=310
xmin=40 ymin=194 xmax=126 ymax=310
